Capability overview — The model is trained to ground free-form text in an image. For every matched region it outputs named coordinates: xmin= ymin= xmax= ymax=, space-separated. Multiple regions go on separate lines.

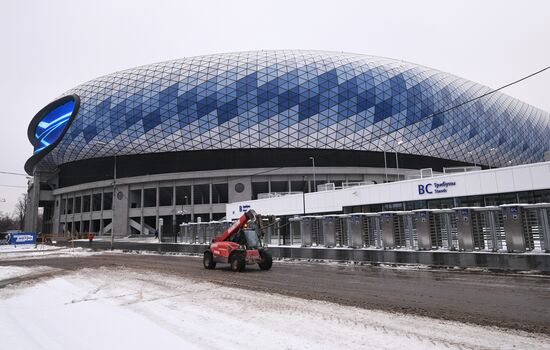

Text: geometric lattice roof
xmin=28 ymin=50 xmax=550 ymax=172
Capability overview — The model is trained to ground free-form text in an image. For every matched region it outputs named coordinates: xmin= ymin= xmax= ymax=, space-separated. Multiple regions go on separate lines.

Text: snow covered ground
xmin=0 ymin=244 xmax=97 ymax=260
xmin=0 ymin=264 xmax=548 ymax=350
xmin=0 ymin=265 xmax=56 ymax=280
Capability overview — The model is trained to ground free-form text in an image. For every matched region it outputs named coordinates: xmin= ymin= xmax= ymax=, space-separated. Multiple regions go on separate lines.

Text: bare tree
xmin=14 ymin=193 xmax=28 ymax=231
xmin=0 ymin=212 xmax=17 ymax=232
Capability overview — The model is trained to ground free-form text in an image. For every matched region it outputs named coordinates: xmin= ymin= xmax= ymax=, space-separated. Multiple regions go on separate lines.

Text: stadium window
xmin=212 ymin=183 xmax=228 ymax=203
xmin=143 ymin=188 xmax=157 ymax=207
xmin=130 ymin=189 xmax=142 ymax=208
xmin=82 ymin=195 xmax=91 ymax=212
xmin=92 ymin=193 xmax=102 ymax=211
xmin=103 ymin=192 xmax=113 ymax=210
xmin=159 ymin=186 xmax=173 ymax=207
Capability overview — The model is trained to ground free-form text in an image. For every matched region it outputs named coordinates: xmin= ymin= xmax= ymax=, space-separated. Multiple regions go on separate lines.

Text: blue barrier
xmin=8 ymin=232 xmax=37 ymax=245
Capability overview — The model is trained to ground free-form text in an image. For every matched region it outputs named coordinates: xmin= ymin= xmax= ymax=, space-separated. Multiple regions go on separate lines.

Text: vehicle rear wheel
xmin=229 ymin=253 xmax=245 ymax=272
xmin=258 ymin=251 xmax=273 ymax=271
xmin=203 ymin=251 xmax=216 ymax=269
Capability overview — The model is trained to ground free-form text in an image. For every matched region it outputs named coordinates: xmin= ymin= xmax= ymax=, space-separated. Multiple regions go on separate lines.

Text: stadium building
xmin=24 ymin=50 xmax=550 ymax=236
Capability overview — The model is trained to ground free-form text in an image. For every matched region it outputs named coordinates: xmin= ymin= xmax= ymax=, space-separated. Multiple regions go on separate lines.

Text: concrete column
xmin=52 ymin=195 xmax=60 ymax=234
xmin=228 ymin=177 xmax=252 ymax=203
xmin=140 ymin=185 xmax=144 ymax=234
xmin=70 ymin=193 xmax=75 ymax=233
xmin=79 ymin=194 xmax=83 ymax=233
xmin=112 ymin=184 xmax=129 ymax=236
xmin=172 ymin=182 xmax=176 ymax=235
xmin=99 ymin=191 xmax=104 ymax=235
xmin=25 ymin=172 xmax=41 ymax=232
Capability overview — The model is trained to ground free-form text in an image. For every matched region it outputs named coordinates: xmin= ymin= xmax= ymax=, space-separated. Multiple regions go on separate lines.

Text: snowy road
xmin=1 ymin=265 xmax=549 ymax=350
xmin=2 ymin=249 xmax=549 ymax=334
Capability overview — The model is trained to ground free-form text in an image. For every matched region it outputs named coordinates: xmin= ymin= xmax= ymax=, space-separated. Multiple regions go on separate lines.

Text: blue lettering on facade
xmin=418 ymin=181 xmax=456 ymax=195
xmin=239 ymin=204 xmax=251 ymax=212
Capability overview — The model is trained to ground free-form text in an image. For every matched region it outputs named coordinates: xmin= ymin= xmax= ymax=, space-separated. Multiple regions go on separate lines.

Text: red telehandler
xmin=203 ymin=209 xmax=273 ymax=272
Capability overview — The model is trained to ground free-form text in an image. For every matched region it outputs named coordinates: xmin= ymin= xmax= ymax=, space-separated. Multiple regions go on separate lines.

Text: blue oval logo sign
xmin=33 ymin=98 xmax=75 ymax=154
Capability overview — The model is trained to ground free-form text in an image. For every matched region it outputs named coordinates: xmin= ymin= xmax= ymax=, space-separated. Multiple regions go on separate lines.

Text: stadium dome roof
xmin=26 ymin=50 xmax=550 ymax=174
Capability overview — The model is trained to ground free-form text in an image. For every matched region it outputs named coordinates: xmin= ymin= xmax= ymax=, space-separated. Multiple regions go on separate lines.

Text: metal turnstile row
xmin=179 ymin=221 xmax=232 ymax=244
xmin=179 ymin=203 xmax=550 ymax=252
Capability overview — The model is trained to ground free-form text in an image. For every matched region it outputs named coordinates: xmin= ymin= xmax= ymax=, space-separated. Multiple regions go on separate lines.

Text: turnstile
xmin=335 ymin=215 xmax=348 ymax=247
xmin=346 ymin=214 xmax=365 ymax=248
xmin=474 ymin=207 xmax=504 ymax=252
xmin=413 ymin=210 xmax=445 ymax=250
xmin=454 ymin=208 xmax=476 ymax=251
xmin=527 ymin=204 xmax=550 ymax=252
xmin=397 ymin=211 xmax=416 ymax=249
xmin=537 ymin=205 xmax=550 ymax=252
xmin=380 ymin=212 xmax=403 ymax=249
xmin=501 ymin=205 xmax=527 ymax=252
xmin=322 ymin=216 xmax=337 ymax=248
xmin=365 ymin=214 xmax=382 ymax=248
xmin=179 ymin=223 xmax=188 ymax=243
xmin=433 ymin=209 xmax=457 ymax=250
xmin=198 ymin=222 xmax=206 ymax=243
xmin=300 ymin=217 xmax=313 ymax=247
xmin=311 ymin=216 xmax=324 ymax=246
xmin=289 ymin=217 xmax=301 ymax=246
xmin=414 ymin=210 xmax=432 ymax=250
xmin=264 ymin=218 xmax=280 ymax=246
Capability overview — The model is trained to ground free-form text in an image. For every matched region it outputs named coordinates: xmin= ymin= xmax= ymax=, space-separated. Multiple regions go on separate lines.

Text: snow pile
xmin=0 ymin=267 xmax=548 ymax=350
xmin=0 ymin=244 xmax=61 ymax=253
xmin=0 ymin=265 xmax=55 ymax=280
xmin=0 ymin=244 xmax=96 ymax=261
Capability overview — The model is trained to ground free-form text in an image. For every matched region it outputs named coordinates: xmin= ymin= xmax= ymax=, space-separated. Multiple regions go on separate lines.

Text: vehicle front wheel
xmin=258 ymin=251 xmax=273 ymax=271
xmin=203 ymin=251 xmax=216 ymax=269
xmin=229 ymin=253 xmax=245 ymax=272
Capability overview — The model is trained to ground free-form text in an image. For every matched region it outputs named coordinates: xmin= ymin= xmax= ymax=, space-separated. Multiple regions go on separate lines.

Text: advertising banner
xmin=8 ymin=232 xmax=37 ymax=245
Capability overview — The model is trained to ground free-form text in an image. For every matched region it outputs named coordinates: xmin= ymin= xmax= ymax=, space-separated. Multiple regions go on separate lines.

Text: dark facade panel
xmin=57 ymin=148 xmax=469 ymax=188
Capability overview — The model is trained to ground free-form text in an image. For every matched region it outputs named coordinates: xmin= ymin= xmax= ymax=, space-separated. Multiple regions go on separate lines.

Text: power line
xmin=0 ymin=171 xmax=28 ymax=176
xmin=411 ymin=65 xmax=550 ymax=125
xmin=0 ymin=184 xmax=27 ymax=189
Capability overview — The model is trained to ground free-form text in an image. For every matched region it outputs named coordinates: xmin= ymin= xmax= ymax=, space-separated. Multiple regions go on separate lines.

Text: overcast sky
xmin=0 ymin=0 xmax=548 ymax=214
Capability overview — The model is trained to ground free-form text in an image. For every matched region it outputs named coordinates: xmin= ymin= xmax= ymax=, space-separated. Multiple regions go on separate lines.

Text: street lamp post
xmin=176 ymin=206 xmax=189 ymax=243
xmin=395 ymin=140 xmax=404 ymax=181
xmin=468 ymin=151 xmax=477 ymax=168
xmin=488 ymin=148 xmax=497 ymax=169
xmin=309 ymin=157 xmax=316 ymax=192
xmin=302 ymin=175 xmax=308 ymax=214
xmin=383 ymin=150 xmax=388 ymax=182
xmin=95 ymin=141 xmax=116 ymax=250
